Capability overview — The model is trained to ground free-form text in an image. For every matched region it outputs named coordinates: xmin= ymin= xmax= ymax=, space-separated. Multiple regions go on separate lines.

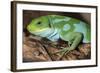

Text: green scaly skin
xmin=27 ymin=15 xmax=91 ymax=59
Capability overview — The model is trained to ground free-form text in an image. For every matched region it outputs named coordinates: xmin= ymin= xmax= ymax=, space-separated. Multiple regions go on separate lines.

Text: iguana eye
xmin=37 ymin=21 xmax=41 ymax=25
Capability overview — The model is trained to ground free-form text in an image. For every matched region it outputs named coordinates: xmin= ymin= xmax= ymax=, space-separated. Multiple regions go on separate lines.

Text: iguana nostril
xmin=27 ymin=25 xmax=31 ymax=31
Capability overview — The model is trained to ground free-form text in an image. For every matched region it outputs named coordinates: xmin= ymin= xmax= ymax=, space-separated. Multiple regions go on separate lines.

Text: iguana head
xmin=27 ymin=16 xmax=51 ymax=35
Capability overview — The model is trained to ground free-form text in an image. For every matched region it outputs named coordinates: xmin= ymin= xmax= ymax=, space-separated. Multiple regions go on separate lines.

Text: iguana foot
xmin=53 ymin=47 xmax=73 ymax=60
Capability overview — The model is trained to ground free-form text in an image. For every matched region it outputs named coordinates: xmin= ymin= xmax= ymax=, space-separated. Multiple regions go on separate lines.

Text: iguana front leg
xmin=55 ymin=32 xmax=83 ymax=59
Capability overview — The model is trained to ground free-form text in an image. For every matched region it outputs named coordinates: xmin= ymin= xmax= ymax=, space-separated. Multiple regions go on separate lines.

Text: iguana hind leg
xmin=54 ymin=32 xmax=83 ymax=60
